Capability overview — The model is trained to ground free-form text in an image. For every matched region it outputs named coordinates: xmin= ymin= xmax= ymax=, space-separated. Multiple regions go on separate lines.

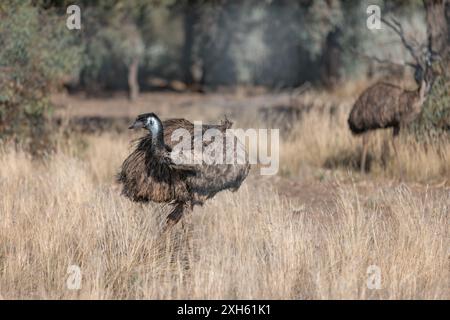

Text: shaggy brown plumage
xmin=348 ymin=76 xmax=431 ymax=173
xmin=346 ymin=11 xmax=444 ymax=173
xmin=348 ymin=82 xmax=427 ymax=135
xmin=118 ymin=113 xmax=250 ymax=229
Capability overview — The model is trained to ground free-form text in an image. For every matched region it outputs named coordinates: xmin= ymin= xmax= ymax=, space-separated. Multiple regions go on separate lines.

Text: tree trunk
xmin=320 ymin=28 xmax=342 ymax=89
xmin=181 ymin=0 xmax=205 ymax=91
xmin=128 ymin=57 xmax=139 ymax=102
xmin=182 ymin=1 xmax=196 ymax=85
xmin=423 ymin=0 xmax=448 ymax=58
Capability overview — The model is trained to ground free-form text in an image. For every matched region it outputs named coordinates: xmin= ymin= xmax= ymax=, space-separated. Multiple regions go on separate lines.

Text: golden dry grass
xmin=1 ymin=88 xmax=449 ymax=299
xmin=0 ymin=123 xmax=448 ymax=299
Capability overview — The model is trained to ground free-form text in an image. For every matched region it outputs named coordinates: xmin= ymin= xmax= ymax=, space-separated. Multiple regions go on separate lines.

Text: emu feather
xmin=118 ymin=113 xmax=250 ymax=229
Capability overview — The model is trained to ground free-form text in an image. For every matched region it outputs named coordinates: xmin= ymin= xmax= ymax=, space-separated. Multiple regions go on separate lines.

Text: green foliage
xmin=301 ymin=0 xmax=344 ymax=59
xmin=81 ymin=15 xmax=144 ymax=89
xmin=0 ymin=0 xmax=82 ymax=154
xmin=411 ymin=74 xmax=450 ymax=139
xmin=79 ymin=1 xmax=160 ymax=90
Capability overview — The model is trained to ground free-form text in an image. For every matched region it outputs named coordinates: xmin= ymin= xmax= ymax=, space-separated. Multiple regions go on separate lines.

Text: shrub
xmin=410 ymin=73 xmax=450 ymax=140
xmin=0 ymin=1 xmax=82 ymax=155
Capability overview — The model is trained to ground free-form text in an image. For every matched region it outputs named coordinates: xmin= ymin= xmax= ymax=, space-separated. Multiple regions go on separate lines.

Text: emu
xmin=348 ymin=17 xmax=440 ymax=173
xmin=118 ymin=113 xmax=250 ymax=230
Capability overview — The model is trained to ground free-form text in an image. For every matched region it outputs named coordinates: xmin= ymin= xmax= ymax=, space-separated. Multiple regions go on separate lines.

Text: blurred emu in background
xmin=348 ymin=2 xmax=447 ymax=173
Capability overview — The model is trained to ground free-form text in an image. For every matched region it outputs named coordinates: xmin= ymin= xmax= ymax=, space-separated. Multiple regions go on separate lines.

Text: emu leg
xmin=163 ymin=201 xmax=192 ymax=232
xmin=392 ymin=126 xmax=400 ymax=156
xmin=381 ymin=138 xmax=390 ymax=168
xmin=361 ymin=133 xmax=369 ymax=174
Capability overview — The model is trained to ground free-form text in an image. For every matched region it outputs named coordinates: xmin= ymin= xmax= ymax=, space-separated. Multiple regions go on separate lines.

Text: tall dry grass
xmin=0 ymin=132 xmax=448 ymax=299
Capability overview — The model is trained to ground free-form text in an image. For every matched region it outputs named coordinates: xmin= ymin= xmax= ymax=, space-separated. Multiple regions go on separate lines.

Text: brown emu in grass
xmin=348 ymin=16 xmax=441 ymax=173
xmin=118 ymin=113 xmax=250 ymax=230
xmin=348 ymin=77 xmax=431 ymax=173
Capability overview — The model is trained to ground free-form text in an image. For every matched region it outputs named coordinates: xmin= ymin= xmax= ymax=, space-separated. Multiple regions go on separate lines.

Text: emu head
xmin=129 ymin=113 xmax=163 ymax=140
xmin=379 ymin=17 xmax=442 ymax=96
xmin=414 ymin=51 xmax=441 ymax=95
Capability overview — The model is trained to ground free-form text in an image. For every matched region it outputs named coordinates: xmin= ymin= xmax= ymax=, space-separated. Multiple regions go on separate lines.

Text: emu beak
xmin=128 ymin=120 xmax=145 ymax=130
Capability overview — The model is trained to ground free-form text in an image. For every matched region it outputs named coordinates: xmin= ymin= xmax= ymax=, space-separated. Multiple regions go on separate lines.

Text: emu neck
xmin=418 ymin=79 xmax=427 ymax=106
xmin=150 ymin=129 xmax=165 ymax=149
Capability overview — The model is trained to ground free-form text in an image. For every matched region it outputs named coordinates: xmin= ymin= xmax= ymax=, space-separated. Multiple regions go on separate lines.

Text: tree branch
xmin=381 ymin=17 xmax=422 ymax=65
xmin=348 ymin=48 xmax=417 ymax=69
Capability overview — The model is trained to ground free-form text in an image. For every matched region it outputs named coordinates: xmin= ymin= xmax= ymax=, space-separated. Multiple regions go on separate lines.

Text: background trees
xmin=413 ymin=0 xmax=449 ymax=136
xmin=3 ymin=0 xmax=434 ymax=92
xmin=0 ymin=0 xmax=448 ymax=151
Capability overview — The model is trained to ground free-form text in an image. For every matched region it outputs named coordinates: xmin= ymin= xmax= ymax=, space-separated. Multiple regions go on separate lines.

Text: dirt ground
xmin=52 ymin=91 xmax=292 ymax=121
